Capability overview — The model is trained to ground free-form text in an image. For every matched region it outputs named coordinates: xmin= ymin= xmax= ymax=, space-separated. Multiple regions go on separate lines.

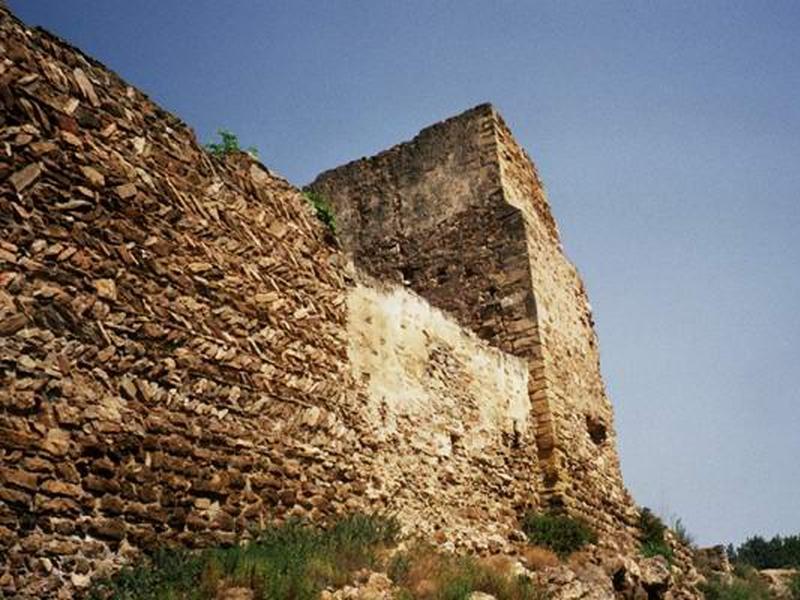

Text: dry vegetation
xmin=389 ymin=544 xmax=542 ymax=600
xmin=88 ymin=515 xmax=544 ymax=600
xmin=518 ymin=546 xmax=560 ymax=571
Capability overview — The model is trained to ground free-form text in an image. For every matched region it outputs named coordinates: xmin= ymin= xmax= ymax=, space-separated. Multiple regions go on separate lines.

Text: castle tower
xmin=309 ymin=104 xmax=637 ymax=538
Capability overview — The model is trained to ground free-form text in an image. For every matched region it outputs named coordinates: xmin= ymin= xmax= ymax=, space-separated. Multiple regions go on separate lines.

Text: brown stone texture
xmin=494 ymin=114 xmax=637 ymax=536
xmin=0 ymin=3 xmax=692 ymax=597
xmin=0 ymin=7 xmax=361 ymax=597
xmin=309 ymin=105 xmax=638 ymax=541
xmin=0 ymin=7 xmax=561 ymax=597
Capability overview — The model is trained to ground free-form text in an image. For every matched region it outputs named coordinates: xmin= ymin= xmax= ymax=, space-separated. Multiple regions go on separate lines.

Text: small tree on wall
xmin=205 ymin=129 xmax=258 ymax=159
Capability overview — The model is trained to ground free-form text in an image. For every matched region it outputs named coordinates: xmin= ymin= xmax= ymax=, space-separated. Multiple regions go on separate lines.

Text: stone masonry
xmin=0 ymin=7 xmax=366 ymax=595
xmin=309 ymin=104 xmax=639 ymax=541
xmin=0 ymin=7 xmax=615 ymax=596
xmin=0 ymin=4 xmax=667 ymax=597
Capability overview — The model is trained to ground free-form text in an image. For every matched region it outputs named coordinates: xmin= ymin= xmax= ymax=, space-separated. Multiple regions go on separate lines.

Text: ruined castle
xmin=0 ymin=6 xmax=695 ymax=598
xmin=308 ymin=103 xmax=637 ymax=536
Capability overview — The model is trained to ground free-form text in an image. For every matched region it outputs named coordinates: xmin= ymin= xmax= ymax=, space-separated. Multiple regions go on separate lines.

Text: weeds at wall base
xmin=699 ymin=565 xmax=773 ymax=600
xmin=789 ymin=572 xmax=800 ymax=600
xmin=389 ymin=545 xmax=543 ymax=600
xmin=87 ymin=515 xmax=544 ymax=600
xmin=88 ymin=514 xmax=399 ymax=600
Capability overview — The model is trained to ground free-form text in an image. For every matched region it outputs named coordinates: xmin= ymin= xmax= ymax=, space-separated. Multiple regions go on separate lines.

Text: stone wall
xmin=346 ymin=280 xmax=537 ymax=550
xmin=0 ymin=8 xmax=564 ymax=596
xmin=309 ymin=105 xmax=538 ymax=358
xmin=0 ymin=8 xmax=380 ymax=596
xmin=0 ymin=3 xmax=666 ymax=596
xmin=309 ymin=106 xmax=552 ymax=480
xmin=309 ymin=105 xmax=638 ymax=544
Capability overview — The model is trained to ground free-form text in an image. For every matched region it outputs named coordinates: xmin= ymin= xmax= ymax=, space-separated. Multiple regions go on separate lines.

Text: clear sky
xmin=11 ymin=1 xmax=799 ymax=547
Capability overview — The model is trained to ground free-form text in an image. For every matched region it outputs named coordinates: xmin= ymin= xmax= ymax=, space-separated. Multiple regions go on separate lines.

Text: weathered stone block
xmin=34 ymin=495 xmax=80 ymax=516
xmin=40 ymin=480 xmax=82 ymax=499
xmin=83 ymin=475 xmax=120 ymax=495
xmin=0 ymin=467 xmax=38 ymax=491
xmin=89 ymin=519 xmax=126 ymax=541
xmin=0 ymin=486 xmax=31 ymax=507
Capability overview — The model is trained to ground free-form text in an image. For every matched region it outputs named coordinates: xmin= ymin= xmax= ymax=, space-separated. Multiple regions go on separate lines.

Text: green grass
xmin=638 ymin=507 xmax=673 ymax=562
xmin=671 ymin=517 xmax=694 ymax=548
xmin=790 ymin=572 xmax=800 ymax=600
xmin=700 ymin=566 xmax=772 ymax=600
xmin=88 ymin=514 xmax=399 ymax=600
xmin=700 ymin=579 xmax=771 ymax=600
xmin=641 ymin=540 xmax=674 ymax=562
xmin=520 ymin=511 xmax=597 ymax=558
xmin=88 ymin=516 xmax=545 ymax=600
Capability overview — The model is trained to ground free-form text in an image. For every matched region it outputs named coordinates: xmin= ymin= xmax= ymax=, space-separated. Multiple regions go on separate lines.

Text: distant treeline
xmin=727 ymin=534 xmax=800 ymax=569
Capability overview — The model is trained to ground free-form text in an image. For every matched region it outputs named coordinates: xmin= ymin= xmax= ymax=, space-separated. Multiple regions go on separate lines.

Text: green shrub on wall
xmin=205 ymin=128 xmax=258 ymax=158
xmin=302 ymin=190 xmax=337 ymax=235
xmin=638 ymin=507 xmax=673 ymax=562
xmin=520 ymin=511 xmax=597 ymax=557
xmin=204 ymin=130 xmax=337 ymax=236
xmin=671 ymin=516 xmax=695 ymax=548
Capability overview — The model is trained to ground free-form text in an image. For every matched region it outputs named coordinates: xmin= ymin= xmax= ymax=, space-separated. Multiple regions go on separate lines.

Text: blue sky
xmin=11 ymin=1 xmax=799 ymax=546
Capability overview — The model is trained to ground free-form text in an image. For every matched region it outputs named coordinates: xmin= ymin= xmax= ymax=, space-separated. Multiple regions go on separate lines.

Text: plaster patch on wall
xmin=347 ymin=282 xmax=531 ymax=455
